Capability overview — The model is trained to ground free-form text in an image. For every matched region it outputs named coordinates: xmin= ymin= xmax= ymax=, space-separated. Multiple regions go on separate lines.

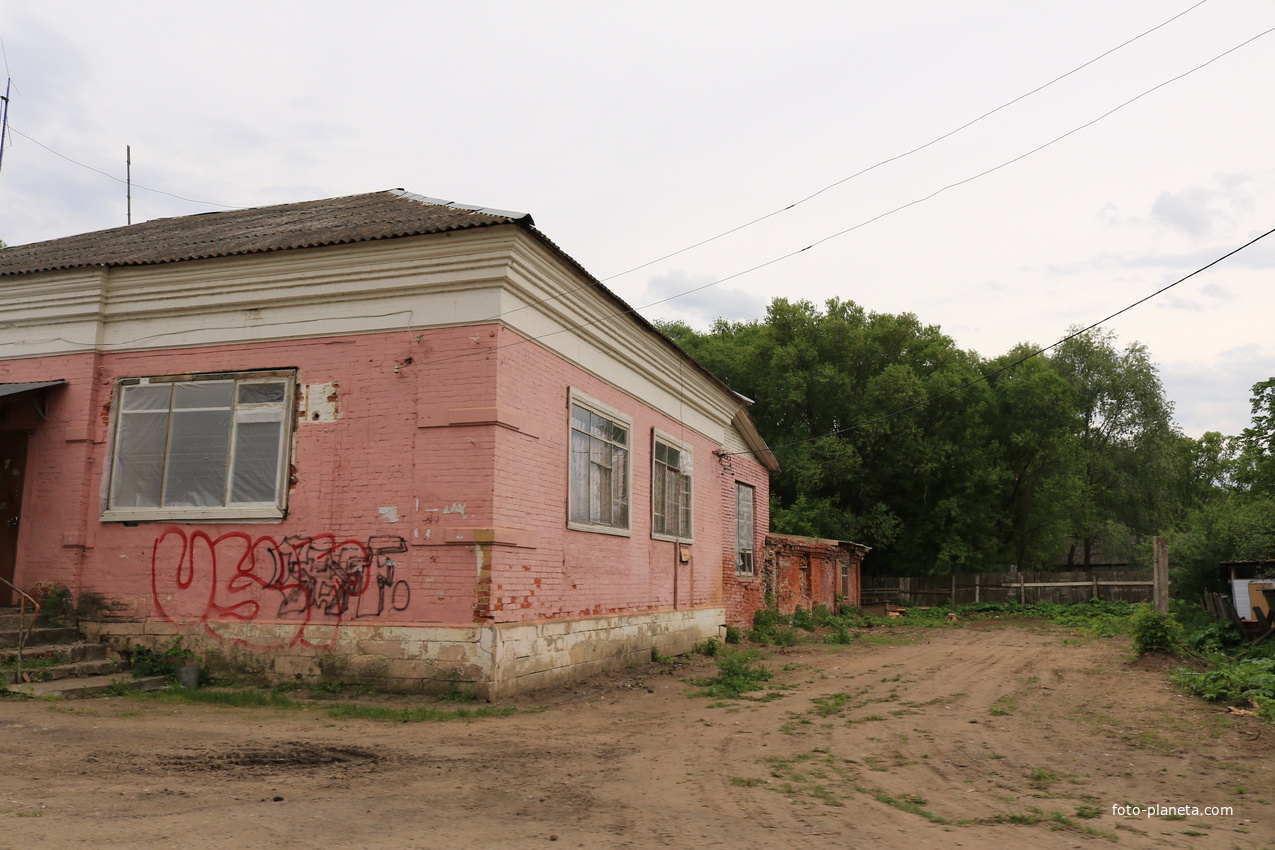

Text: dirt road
xmin=3 ymin=620 xmax=1273 ymax=849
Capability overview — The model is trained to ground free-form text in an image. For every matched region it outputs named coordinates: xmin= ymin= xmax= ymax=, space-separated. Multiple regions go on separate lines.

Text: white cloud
xmin=640 ymin=270 xmax=767 ymax=329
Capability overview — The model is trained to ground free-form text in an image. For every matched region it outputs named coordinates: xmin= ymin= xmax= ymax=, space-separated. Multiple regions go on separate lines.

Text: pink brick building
xmin=0 ymin=191 xmax=778 ymax=697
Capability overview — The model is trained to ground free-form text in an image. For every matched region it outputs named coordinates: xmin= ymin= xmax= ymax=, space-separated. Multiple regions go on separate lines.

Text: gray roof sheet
xmin=0 ymin=380 xmax=67 ymax=399
xmin=0 ymin=189 xmax=532 ymax=276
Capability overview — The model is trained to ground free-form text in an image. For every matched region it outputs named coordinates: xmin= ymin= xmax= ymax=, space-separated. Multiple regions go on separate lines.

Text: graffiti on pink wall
xmin=151 ymin=529 xmax=411 ymax=649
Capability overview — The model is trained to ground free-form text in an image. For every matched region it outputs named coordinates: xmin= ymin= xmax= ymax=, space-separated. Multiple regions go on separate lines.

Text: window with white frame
xmin=735 ymin=482 xmax=756 ymax=575
xmin=104 ymin=372 xmax=294 ymax=521
xmin=652 ymin=434 xmax=692 ymax=541
xmin=568 ymin=393 xmax=631 ymax=534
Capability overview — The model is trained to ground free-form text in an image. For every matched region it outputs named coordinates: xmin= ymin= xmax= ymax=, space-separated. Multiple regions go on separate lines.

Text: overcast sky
xmin=2 ymin=1 xmax=1273 ymax=437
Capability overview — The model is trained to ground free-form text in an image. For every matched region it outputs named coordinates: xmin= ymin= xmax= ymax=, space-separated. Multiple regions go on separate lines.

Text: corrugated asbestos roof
xmin=0 ymin=189 xmax=533 ymax=276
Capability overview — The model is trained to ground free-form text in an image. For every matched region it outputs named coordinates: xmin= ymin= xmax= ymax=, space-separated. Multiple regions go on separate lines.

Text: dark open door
xmin=0 ymin=431 xmax=28 ymax=606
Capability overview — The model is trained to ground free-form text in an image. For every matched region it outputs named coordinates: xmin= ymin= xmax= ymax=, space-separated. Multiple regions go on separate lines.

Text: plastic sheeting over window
xmin=107 ymin=374 xmax=291 ymax=519
xmin=568 ymin=402 xmax=629 ymax=531
xmin=653 ymin=440 xmax=692 ymax=540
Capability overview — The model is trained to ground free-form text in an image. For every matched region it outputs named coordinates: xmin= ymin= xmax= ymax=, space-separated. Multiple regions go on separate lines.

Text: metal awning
xmin=0 ymin=380 xmax=66 ymax=420
xmin=0 ymin=380 xmax=66 ymax=398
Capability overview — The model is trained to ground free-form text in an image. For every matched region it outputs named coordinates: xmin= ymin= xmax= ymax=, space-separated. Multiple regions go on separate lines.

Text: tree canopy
xmin=660 ymin=299 xmax=1193 ymax=576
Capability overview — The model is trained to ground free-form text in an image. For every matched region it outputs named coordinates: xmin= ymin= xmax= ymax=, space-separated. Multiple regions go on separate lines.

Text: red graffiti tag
xmin=151 ymin=529 xmax=409 ymax=649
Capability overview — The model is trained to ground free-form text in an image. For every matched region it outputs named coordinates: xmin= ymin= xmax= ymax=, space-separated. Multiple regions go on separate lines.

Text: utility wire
xmin=413 ymin=22 xmax=1275 ymax=374
xmin=447 ymin=11 xmax=1264 ymax=338
xmin=720 ymin=223 xmax=1275 ymax=458
xmin=5 ymin=126 xmax=244 ymax=209
xmin=599 ymin=0 xmax=1213 ymax=283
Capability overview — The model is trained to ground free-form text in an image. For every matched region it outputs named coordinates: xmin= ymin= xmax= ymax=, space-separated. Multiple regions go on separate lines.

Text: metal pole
xmin=1153 ymin=536 xmax=1169 ymax=613
xmin=0 ymin=79 xmax=11 ymax=176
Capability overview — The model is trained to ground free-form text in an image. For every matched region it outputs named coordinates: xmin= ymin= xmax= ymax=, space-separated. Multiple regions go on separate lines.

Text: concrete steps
xmin=18 ymin=672 xmax=169 ymax=699
xmin=0 ymin=607 xmax=170 ymax=698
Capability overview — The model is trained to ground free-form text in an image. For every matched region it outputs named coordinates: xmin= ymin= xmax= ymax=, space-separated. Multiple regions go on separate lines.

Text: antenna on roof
xmin=126 ymin=145 xmax=132 ymax=225
xmin=0 ymin=78 xmax=11 ymax=178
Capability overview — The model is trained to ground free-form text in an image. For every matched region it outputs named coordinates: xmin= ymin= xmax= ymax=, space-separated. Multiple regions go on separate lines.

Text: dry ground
xmin=2 ymin=619 xmax=1273 ymax=849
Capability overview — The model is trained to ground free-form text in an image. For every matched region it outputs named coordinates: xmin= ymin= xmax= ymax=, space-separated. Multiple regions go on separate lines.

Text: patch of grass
xmin=437 ymin=687 xmax=478 ymax=703
xmin=126 ymin=637 xmax=198 ymax=679
xmin=729 ymin=776 xmax=766 ymax=787
xmin=136 ymin=687 xmax=298 ymax=708
xmin=1027 ymin=768 xmax=1058 ymax=790
xmin=856 ymin=784 xmax=948 ymax=823
xmin=105 ymin=679 xmax=134 ymax=697
xmin=693 ymin=649 xmax=773 ymax=699
xmin=811 ymin=691 xmax=858 ymax=717
xmin=310 ymin=680 xmax=343 ymax=697
xmin=989 ymin=692 xmax=1020 ymax=716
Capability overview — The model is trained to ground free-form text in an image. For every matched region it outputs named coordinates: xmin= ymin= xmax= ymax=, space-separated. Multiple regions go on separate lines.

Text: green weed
xmin=693 ymin=649 xmax=773 ymax=699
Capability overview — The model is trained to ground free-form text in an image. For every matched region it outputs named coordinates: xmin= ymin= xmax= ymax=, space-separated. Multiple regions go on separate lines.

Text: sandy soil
xmin=2 ymin=619 xmax=1273 ymax=849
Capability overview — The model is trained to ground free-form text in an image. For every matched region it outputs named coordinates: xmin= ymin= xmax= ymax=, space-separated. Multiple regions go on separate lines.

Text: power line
xmin=5 ymin=126 xmax=244 ymax=209
xmin=442 ymin=15 xmax=1270 ymax=348
xmin=721 ymin=223 xmax=1275 ymax=458
xmin=413 ymin=21 xmax=1275 ymax=374
xmin=599 ymin=0 xmax=1214 ymax=283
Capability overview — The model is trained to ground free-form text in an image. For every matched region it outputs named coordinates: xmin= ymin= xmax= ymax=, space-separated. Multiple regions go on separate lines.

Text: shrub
xmin=32 ymin=582 xmax=74 ymax=627
xmin=749 ymin=606 xmax=788 ymax=644
xmin=694 ymin=637 xmax=722 ymax=657
xmin=1175 ymin=658 xmax=1275 ymax=721
xmin=825 ymin=625 xmax=854 ymax=645
xmin=791 ymin=607 xmax=814 ymax=632
xmin=1129 ymin=606 xmax=1183 ymax=655
xmin=128 ymin=637 xmax=197 ymax=678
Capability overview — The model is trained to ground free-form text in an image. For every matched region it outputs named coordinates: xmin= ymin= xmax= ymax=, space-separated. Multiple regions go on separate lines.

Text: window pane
xmin=238 ymin=381 xmax=286 ymax=404
xmin=121 ymin=384 xmax=172 ymax=411
xmin=736 ymin=483 xmax=755 ymax=573
xmin=569 ymin=429 xmax=591 ymax=521
xmin=612 ymin=444 xmax=629 ymax=526
xmin=112 ymin=410 xmax=168 ymax=507
xmin=585 ymin=411 xmax=603 ymax=439
xmin=173 ymin=381 xmax=234 ymax=409
xmin=163 ymin=409 xmax=232 ymax=506
xmin=231 ymin=420 xmax=281 ymax=503
xmin=653 ymin=465 xmax=667 ymax=531
xmin=568 ymin=400 xmax=630 ymax=530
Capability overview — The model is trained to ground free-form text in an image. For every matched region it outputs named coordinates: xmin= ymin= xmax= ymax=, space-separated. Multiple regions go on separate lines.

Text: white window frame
xmin=735 ymin=482 xmax=756 ymax=576
xmin=651 ymin=430 xmax=693 ymax=543
xmin=101 ymin=370 xmax=295 ymax=522
xmin=567 ymin=389 xmax=632 ymax=537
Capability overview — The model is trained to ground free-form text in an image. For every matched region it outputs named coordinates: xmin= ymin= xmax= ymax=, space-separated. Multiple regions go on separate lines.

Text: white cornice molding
xmin=0 ymin=228 xmax=761 ymax=445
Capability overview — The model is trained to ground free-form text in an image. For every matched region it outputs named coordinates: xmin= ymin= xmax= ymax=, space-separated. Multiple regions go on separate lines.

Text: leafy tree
xmin=1051 ymin=329 xmax=1175 ymax=566
xmin=980 ymin=346 xmax=1080 ymax=569
xmin=663 ymin=298 xmax=1000 ymax=574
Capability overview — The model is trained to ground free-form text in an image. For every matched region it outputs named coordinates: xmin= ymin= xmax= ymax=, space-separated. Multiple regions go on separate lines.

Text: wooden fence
xmin=861 ymin=570 xmax=1155 ymax=607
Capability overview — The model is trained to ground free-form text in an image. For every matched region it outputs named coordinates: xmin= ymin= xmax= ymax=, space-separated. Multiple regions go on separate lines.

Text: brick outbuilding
xmin=0 ymin=190 xmax=778 ymax=697
xmin=724 ymin=533 xmax=868 ymax=626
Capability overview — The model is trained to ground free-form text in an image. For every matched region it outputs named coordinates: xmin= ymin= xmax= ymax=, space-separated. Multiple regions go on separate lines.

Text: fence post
xmin=1019 ymin=572 xmax=1025 ymax=604
xmin=951 ymin=573 xmax=957 ymax=608
xmin=1153 ymin=536 xmax=1169 ymax=614
xmin=1091 ymin=573 xmax=1099 ymax=602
